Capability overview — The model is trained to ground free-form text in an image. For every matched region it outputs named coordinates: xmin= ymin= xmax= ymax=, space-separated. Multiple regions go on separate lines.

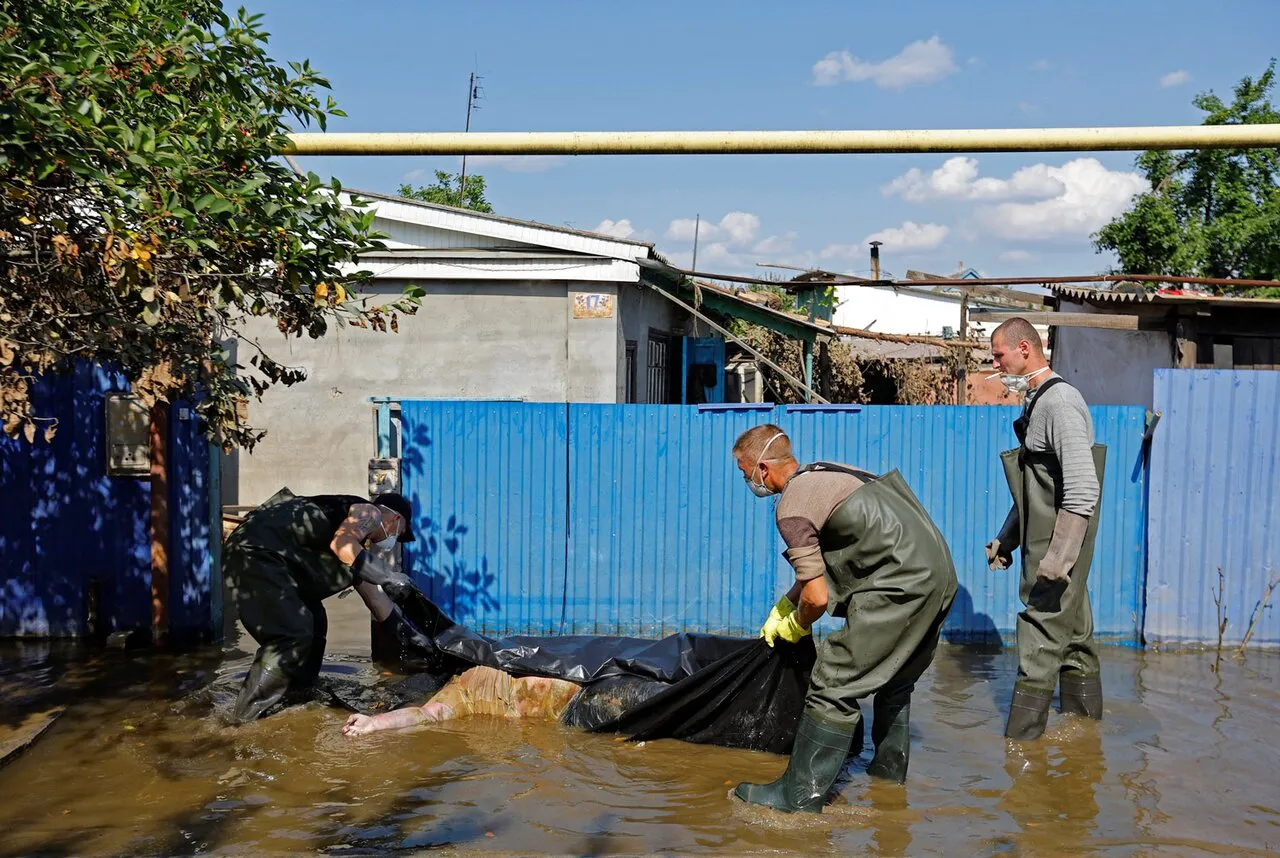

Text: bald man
xmin=729 ymin=425 xmax=957 ymax=813
xmin=987 ymin=317 xmax=1106 ymax=741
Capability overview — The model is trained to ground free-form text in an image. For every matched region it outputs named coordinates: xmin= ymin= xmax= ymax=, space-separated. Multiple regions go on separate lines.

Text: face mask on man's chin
xmin=992 ymin=365 xmax=1050 ymax=394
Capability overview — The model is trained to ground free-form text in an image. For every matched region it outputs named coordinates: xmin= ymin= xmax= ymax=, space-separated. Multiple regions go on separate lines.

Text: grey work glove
xmin=352 ymin=550 xmax=414 ymax=602
xmin=1035 ymin=509 xmax=1089 ymax=585
xmin=986 ymin=505 xmax=1019 ymax=571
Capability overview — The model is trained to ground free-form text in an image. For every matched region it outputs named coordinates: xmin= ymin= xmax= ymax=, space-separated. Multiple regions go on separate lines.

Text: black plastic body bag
xmin=346 ymin=588 xmax=817 ymax=755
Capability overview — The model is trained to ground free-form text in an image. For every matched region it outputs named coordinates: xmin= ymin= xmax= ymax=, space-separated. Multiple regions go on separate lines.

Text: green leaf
xmin=0 ymin=0 xmax=387 ymax=453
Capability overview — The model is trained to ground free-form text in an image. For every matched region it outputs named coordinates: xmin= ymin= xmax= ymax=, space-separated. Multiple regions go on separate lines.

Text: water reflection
xmin=997 ymin=721 xmax=1105 ymax=853
xmin=1 ymin=614 xmax=1279 ymax=857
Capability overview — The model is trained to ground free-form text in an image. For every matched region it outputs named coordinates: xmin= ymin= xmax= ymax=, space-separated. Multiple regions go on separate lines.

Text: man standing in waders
xmin=986 ymin=317 xmax=1106 ymax=740
xmin=223 ymin=489 xmax=417 ymax=723
xmin=730 ymin=425 xmax=958 ymax=814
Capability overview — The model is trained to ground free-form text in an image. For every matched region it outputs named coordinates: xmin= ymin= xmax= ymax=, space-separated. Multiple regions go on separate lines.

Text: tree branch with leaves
xmin=1094 ymin=61 xmax=1280 ymax=295
xmin=0 ymin=0 xmax=422 ymax=449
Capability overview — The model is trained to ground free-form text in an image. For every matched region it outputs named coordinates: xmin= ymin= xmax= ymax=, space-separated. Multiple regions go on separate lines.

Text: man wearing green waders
xmin=730 ymin=425 xmax=958 ymax=814
xmin=223 ymin=489 xmax=418 ymax=723
xmin=985 ymin=317 xmax=1106 ymax=740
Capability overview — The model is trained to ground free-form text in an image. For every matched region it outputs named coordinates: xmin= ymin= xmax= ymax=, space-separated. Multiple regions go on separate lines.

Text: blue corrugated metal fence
xmin=1147 ymin=370 xmax=1280 ymax=647
xmin=0 ymin=365 xmax=219 ymax=641
xmin=400 ymin=401 xmax=1149 ymax=642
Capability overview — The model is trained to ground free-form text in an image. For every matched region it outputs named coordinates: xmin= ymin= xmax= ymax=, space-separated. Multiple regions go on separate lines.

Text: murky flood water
xmin=2 ymin=596 xmax=1278 ymax=857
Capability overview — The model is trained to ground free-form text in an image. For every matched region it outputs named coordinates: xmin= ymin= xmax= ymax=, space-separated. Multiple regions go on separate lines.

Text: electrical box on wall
xmin=105 ymin=394 xmax=151 ymax=477
xmin=682 ymin=337 xmax=727 ymax=405
xmin=368 ymin=457 xmax=400 ymax=497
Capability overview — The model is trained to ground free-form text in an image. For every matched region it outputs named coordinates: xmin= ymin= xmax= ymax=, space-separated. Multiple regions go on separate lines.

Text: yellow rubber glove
xmin=774 ymin=611 xmax=811 ymax=645
xmin=759 ymin=596 xmax=796 ymax=647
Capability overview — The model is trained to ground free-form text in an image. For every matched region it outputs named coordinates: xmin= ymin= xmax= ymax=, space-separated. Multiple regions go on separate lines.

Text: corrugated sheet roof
xmin=686 ymin=280 xmax=834 ymax=339
xmin=1050 ymin=283 xmax=1280 ymax=307
xmin=348 ymin=187 xmax=657 ymax=250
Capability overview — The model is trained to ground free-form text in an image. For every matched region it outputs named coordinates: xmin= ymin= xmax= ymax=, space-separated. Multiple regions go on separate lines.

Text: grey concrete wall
xmin=566 ymin=284 xmax=620 ymax=402
xmin=1053 ymin=299 xmax=1172 ymax=408
xmin=229 ymin=279 xmax=622 ymax=505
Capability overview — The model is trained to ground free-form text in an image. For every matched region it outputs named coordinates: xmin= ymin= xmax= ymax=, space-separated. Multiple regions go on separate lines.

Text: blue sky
xmin=247 ymin=0 xmax=1279 ymax=279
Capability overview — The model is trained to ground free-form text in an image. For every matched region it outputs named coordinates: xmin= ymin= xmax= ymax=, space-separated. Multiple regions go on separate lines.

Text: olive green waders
xmin=1001 ymin=443 xmax=1107 ymax=739
xmin=223 ymin=489 xmax=365 ymax=723
xmin=735 ymin=469 xmax=958 ymax=812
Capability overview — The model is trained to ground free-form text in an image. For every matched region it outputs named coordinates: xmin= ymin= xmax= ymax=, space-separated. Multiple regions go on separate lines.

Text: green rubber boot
xmin=231 ymin=655 xmax=293 ymax=724
xmin=1059 ymin=673 xmax=1103 ymax=720
xmin=734 ymin=711 xmax=856 ymax=813
xmin=866 ymin=697 xmax=911 ymax=784
xmin=1004 ymin=682 xmax=1054 ymax=741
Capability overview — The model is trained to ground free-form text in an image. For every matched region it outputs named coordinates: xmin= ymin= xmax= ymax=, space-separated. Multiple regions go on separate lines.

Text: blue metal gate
xmin=1146 ymin=370 xmax=1280 ymax=647
xmin=400 ymin=401 xmax=1149 ymax=641
xmin=0 ymin=363 xmax=220 ymax=641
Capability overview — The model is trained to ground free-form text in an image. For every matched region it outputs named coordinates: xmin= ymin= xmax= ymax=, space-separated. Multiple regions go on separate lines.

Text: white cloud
xmin=884 ymin=156 xmax=1065 ymax=203
xmin=818 ymin=243 xmax=863 ymax=261
xmin=666 ymin=218 xmax=716 ymax=243
xmin=863 ymin=221 xmax=950 ymax=251
xmin=975 ymin=159 xmax=1148 ymax=241
xmin=665 ymin=211 xmax=760 ymax=246
xmin=811 ymin=36 xmax=958 ymax=90
xmin=718 ymin=212 xmax=760 ymax=245
xmin=1000 ymin=249 xmax=1034 ymax=262
xmin=1031 ymin=59 xmax=1051 ymax=71
xmin=753 ymin=232 xmax=797 ymax=254
xmin=594 ymin=218 xmax=636 ymax=239
xmin=1160 ymin=70 xmax=1192 ymax=88
xmin=462 ymin=155 xmax=566 ymax=173
xmin=402 ymin=168 xmax=427 ymax=181
xmin=695 ymin=242 xmax=737 ymax=264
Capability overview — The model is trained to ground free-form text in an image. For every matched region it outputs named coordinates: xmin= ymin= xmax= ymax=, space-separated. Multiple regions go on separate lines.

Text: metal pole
xmin=691 ymin=214 xmax=700 ymax=274
xmin=459 ymin=72 xmax=476 ymax=203
xmin=802 ymin=340 xmax=815 ymax=404
xmin=286 ymin=124 xmax=1280 ymax=156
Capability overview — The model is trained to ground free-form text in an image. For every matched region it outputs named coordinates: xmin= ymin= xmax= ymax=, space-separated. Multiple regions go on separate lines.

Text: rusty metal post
xmin=149 ymin=403 xmax=170 ymax=647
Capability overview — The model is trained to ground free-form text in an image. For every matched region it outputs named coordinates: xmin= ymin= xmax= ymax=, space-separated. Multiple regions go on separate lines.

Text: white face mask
xmin=745 ymin=432 xmax=785 ymax=498
xmin=990 ymin=365 xmax=1050 ymax=394
xmin=370 ymin=509 xmax=401 ymax=552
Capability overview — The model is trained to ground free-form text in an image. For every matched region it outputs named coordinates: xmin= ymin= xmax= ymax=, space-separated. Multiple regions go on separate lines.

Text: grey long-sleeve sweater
xmin=1022 ymin=373 xmax=1100 ymax=516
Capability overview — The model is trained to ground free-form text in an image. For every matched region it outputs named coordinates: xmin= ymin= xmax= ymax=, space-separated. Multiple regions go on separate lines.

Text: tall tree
xmin=397 ymin=170 xmax=493 ymax=213
xmin=0 ymin=0 xmax=421 ymax=449
xmin=1093 ymin=61 xmax=1280 ymax=295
